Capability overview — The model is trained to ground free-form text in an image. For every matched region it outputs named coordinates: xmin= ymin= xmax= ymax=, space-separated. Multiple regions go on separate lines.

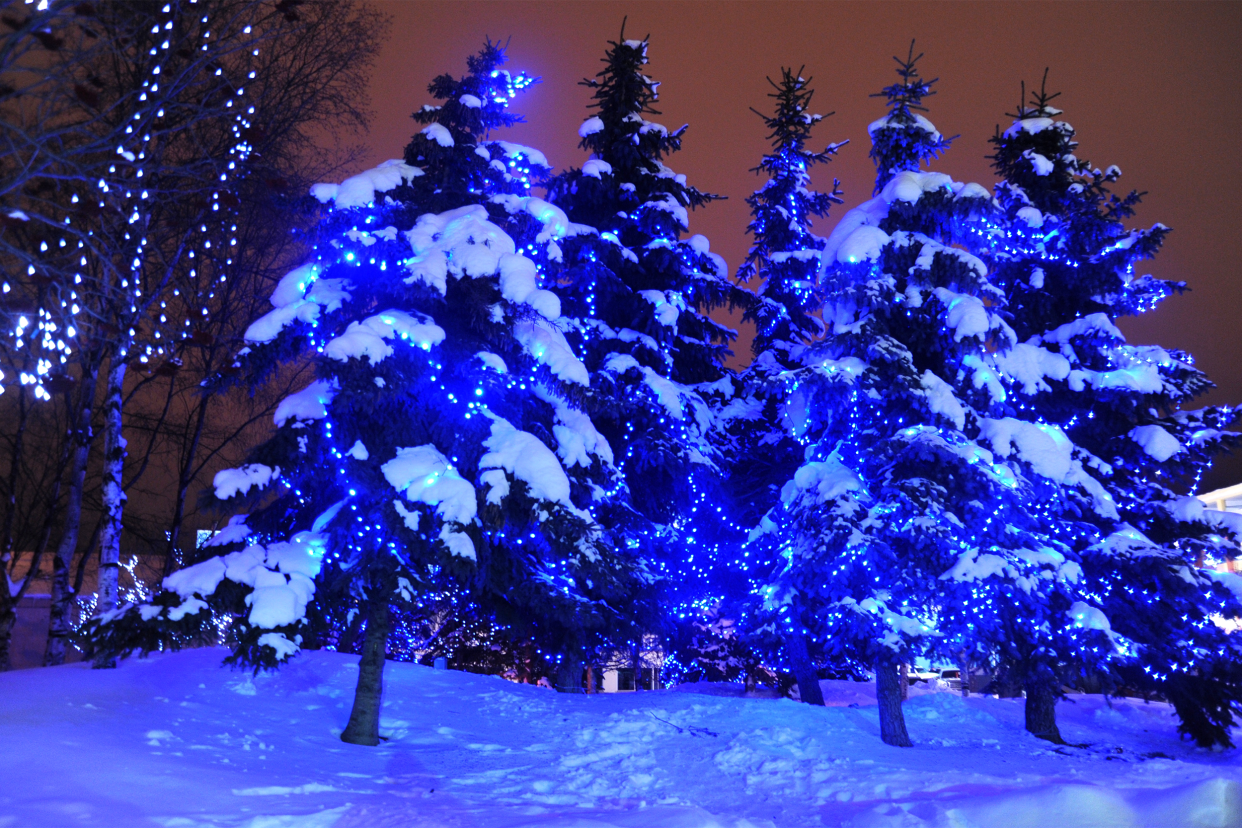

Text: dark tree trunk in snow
xmin=93 ymin=357 xmax=127 ymax=669
xmin=876 ymin=655 xmax=912 ymax=747
xmin=555 ymin=653 xmax=582 ymax=693
xmin=45 ymin=367 xmax=98 ymax=667
xmin=1025 ymin=679 xmax=1064 ymax=744
xmin=786 ymin=631 xmax=824 ymax=706
xmin=341 ymin=599 xmax=390 ymax=746
xmin=0 ymin=609 xmax=15 ymax=672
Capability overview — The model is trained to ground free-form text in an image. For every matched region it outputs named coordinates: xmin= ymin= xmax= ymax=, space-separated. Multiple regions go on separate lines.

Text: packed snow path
xmin=0 ymin=650 xmax=1239 ymax=827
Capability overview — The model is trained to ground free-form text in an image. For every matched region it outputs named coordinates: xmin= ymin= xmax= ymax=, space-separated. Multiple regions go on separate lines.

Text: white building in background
xmin=1198 ymin=482 xmax=1242 ymax=572
xmin=1198 ymin=482 xmax=1242 ymax=516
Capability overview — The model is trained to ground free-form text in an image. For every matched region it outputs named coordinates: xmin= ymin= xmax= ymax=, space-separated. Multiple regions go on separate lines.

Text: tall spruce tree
xmin=747 ymin=49 xmax=1113 ymax=746
xmin=545 ymin=30 xmax=751 ymax=662
xmin=87 ymin=43 xmax=643 ymax=743
xmin=979 ymin=74 xmax=1242 ymax=746
xmin=724 ymin=68 xmax=846 ymax=703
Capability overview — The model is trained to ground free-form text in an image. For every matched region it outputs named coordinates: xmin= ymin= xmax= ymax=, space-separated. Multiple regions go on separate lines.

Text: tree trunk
xmin=555 ymin=653 xmax=582 ymax=694
xmin=9 ymin=449 xmax=70 ymax=670
xmin=339 ymin=604 xmax=365 ymax=653
xmin=875 ymin=655 xmax=912 ymax=747
xmin=45 ymin=366 xmax=98 ymax=667
xmin=0 ymin=391 xmax=27 ymax=672
xmin=0 ymin=388 xmax=29 ymax=569
xmin=959 ymin=654 xmax=971 ymax=697
xmin=0 ymin=607 xmax=16 ymax=673
xmin=1025 ymin=679 xmax=1064 ymax=744
xmin=163 ymin=393 xmax=210 ymax=578
xmin=899 ymin=663 xmax=909 ymax=701
xmin=632 ymin=639 xmax=642 ymax=692
xmin=585 ymin=664 xmax=595 ymax=695
xmin=341 ymin=598 xmax=390 ymax=746
xmin=786 ymin=630 xmax=824 ymax=706
xmin=73 ymin=519 xmax=102 ymax=597
xmin=93 ymin=357 xmax=127 ymax=669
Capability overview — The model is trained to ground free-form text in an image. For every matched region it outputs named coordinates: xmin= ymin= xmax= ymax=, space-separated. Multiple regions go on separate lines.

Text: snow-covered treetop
xmin=547 ymin=28 xmax=748 ymax=393
xmin=983 ymin=72 xmax=1176 ymax=330
xmin=416 ymin=38 xmax=537 ymax=142
xmin=868 ymin=42 xmax=954 ymax=194
xmin=740 ymin=68 xmax=846 ymax=355
xmin=399 ymin=42 xmax=547 ymax=213
xmin=574 ymin=27 xmax=715 ymax=213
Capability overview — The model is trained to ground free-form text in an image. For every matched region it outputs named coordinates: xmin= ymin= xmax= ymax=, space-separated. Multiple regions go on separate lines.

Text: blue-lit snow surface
xmin=1 ymin=649 xmax=1239 ymax=827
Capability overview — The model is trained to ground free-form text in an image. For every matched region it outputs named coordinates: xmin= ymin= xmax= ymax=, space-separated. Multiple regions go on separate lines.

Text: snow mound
xmin=781 ymin=455 xmax=863 ymax=505
xmin=0 ymin=650 xmax=1238 ymax=828
xmin=550 ymin=401 xmax=615 ymax=468
xmin=490 ymin=140 xmax=550 ymax=171
xmin=868 ymin=112 xmax=942 ymax=142
xmin=244 ymin=273 xmax=352 ymax=345
xmin=203 ymin=514 xmax=251 ymax=548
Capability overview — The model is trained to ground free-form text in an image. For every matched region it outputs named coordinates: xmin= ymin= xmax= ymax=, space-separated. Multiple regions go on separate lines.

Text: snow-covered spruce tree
xmin=87 ymin=43 xmax=642 ymax=745
xmin=978 ymin=74 xmax=1242 ymax=746
xmin=724 ymin=68 xmax=846 ymax=704
xmin=747 ymin=51 xmax=1113 ymax=747
xmin=544 ymin=31 xmax=750 ymax=667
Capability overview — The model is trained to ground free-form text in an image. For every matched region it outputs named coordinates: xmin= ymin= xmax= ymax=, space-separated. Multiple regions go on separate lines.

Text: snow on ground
xmin=1 ymin=650 xmax=1240 ymax=828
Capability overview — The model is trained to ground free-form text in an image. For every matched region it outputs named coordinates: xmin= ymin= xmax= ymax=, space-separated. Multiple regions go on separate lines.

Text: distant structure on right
xmin=1199 ymin=482 xmax=1242 ymax=571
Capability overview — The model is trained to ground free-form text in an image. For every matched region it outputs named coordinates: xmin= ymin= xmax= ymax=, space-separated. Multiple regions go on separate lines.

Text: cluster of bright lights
xmin=6 ymin=1 xmax=259 ymax=400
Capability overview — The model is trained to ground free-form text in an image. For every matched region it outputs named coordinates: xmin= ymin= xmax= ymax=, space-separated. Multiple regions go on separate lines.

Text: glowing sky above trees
xmin=356 ymin=0 xmax=1242 ymax=488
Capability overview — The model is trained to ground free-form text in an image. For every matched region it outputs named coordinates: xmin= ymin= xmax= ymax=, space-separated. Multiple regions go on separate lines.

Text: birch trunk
xmin=45 ymin=366 xmax=98 ymax=667
xmin=92 ymin=356 xmax=127 ymax=669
